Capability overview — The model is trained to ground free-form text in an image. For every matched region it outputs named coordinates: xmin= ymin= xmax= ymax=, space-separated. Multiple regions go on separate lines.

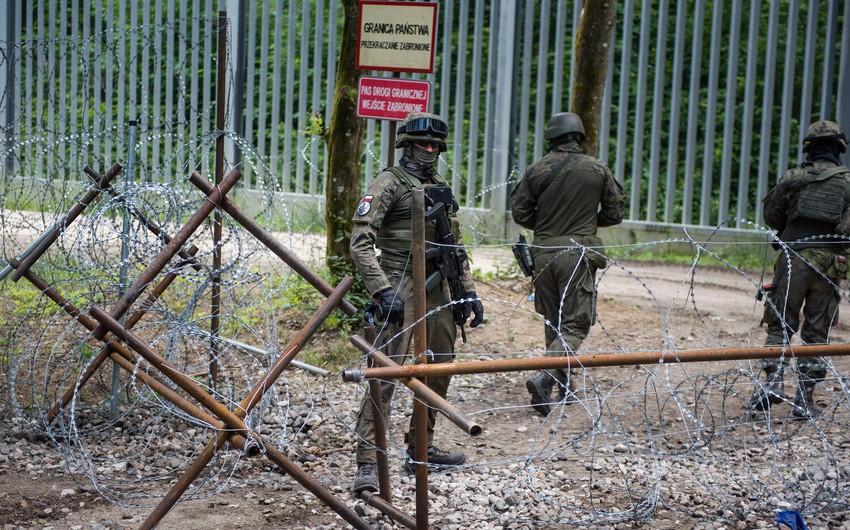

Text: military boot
xmin=526 ymin=371 xmax=557 ymax=416
xmin=352 ymin=463 xmax=378 ymax=494
xmin=792 ymin=371 xmax=823 ymax=419
xmin=404 ymin=446 xmax=466 ymax=474
xmin=749 ymin=364 xmax=787 ymax=411
xmin=556 ymin=370 xmax=578 ymax=405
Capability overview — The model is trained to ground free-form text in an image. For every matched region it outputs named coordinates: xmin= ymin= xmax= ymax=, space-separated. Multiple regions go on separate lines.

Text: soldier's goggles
xmin=400 ymin=117 xmax=448 ymax=136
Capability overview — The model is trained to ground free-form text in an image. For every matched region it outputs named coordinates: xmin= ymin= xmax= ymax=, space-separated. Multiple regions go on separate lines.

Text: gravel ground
xmin=3 ymin=261 xmax=850 ymax=529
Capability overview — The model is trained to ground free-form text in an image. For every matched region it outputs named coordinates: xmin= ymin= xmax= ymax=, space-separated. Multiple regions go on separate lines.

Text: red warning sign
xmin=356 ymin=76 xmax=432 ymax=121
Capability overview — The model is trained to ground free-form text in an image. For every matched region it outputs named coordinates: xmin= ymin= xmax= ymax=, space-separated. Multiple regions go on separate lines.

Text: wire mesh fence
xmin=1 ymin=5 xmax=850 ymax=529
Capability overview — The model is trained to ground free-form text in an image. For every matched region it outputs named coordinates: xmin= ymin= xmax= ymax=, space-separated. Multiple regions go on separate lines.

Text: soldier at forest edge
xmin=750 ymin=120 xmax=850 ymax=419
xmin=510 ymin=112 xmax=625 ymax=416
xmin=349 ymin=111 xmax=484 ymax=494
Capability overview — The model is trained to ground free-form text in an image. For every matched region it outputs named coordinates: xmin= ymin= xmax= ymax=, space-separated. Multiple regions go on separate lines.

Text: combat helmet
xmin=395 ymin=112 xmax=448 ymax=152
xmin=545 ymin=112 xmax=585 ymax=142
xmin=803 ymin=120 xmax=847 ymax=153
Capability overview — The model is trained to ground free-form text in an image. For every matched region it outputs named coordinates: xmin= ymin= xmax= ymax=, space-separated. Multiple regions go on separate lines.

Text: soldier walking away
xmin=510 ymin=112 xmax=625 ymax=416
xmin=750 ymin=120 xmax=850 ymax=419
xmin=349 ymin=112 xmax=484 ymax=494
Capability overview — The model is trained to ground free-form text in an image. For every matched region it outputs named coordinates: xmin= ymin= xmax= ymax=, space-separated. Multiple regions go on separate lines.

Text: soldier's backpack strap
xmin=806 ymin=166 xmax=850 ymax=183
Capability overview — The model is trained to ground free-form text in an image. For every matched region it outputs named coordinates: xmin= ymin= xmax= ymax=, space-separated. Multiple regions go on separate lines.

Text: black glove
xmin=462 ymin=291 xmax=484 ymax=327
xmin=372 ymin=288 xmax=404 ymax=327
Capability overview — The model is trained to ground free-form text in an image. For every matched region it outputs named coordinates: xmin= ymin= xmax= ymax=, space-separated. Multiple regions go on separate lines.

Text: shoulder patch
xmin=356 ymin=195 xmax=373 ymax=216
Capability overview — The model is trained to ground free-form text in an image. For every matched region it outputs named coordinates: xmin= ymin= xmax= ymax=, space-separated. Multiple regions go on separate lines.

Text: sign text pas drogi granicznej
xmin=356 ymin=1 xmax=438 ymax=73
xmin=356 ymin=76 xmax=431 ymax=121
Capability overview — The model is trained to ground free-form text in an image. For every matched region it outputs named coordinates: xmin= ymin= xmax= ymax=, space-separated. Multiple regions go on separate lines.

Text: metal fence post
xmin=110 ymin=120 xmax=138 ymax=421
xmin=2 ymin=0 xmax=16 ymax=176
xmin=491 ymin=0 xmax=517 ymax=239
xmin=839 ymin=1 xmax=850 ymax=167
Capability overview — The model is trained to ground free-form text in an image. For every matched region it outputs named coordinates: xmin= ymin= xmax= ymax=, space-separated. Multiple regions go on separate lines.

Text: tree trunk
xmin=325 ymin=0 xmax=366 ymax=280
xmin=571 ymin=1 xmax=617 ymax=156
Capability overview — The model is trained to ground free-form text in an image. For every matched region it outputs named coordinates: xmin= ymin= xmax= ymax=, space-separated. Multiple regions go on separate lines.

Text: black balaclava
xmin=806 ymin=140 xmax=843 ymax=166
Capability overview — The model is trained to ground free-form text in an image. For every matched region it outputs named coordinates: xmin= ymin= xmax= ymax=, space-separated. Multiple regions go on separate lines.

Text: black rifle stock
xmin=424 ymin=202 xmax=469 ymax=343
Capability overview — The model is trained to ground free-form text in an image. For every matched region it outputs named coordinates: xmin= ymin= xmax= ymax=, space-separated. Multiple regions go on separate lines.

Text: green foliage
xmin=301 ymin=112 xmax=326 ymax=138
xmin=471 ymin=262 xmax=522 ymax=282
xmin=0 ymin=281 xmax=43 ymax=329
xmin=325 ymin=254 xmax=371 ymax=329
xmin=603 ymin=1 xmax=838 ymax=226
xmin=301 ymin=332 xmax=360 ymax=369
xmin=78 ymin=343 xmax=97 ymax=362
xmin=620 ymin=242 xmax=769 ymax=272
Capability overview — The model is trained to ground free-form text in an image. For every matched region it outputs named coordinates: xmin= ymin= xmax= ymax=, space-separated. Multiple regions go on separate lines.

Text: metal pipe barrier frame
xmin=7 ymin=164 xmax=381 ymax=527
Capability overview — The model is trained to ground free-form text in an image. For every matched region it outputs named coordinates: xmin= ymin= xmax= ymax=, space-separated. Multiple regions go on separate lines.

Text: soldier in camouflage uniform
xmin=750 ymin=120 xmax=850 ymax=419
xmin=510 ymin=112 xmax=625 ymax=416
xmin=350 ymin=112 xmax=484 ymax=494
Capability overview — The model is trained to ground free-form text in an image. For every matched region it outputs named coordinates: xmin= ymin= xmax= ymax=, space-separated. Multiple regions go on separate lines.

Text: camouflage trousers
xmin=355 ymin=269 xmax=456 ymax=464
xmin=762 ymin=247 xmax=847 ymax=376
xmin=532 ymin=247 xmax=596 ymax=373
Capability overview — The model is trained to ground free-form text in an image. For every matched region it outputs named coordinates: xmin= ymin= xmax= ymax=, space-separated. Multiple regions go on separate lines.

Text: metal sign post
xmin=356 ymin=1 xmax=438 ymax=166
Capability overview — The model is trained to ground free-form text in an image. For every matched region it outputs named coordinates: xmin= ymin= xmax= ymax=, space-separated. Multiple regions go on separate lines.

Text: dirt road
xmin=3 ymin=258 xmax=850 ymax=529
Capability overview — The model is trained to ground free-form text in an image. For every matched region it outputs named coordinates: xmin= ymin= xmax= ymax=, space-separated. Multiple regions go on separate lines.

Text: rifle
xmin=423 ymin=201 xmax=470 ymax=343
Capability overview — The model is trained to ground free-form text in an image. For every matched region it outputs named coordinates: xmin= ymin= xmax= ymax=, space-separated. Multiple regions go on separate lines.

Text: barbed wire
xmin=322 ymin=231 xmax=850 ymax=527
xmin=2 ymin=18 xmax=850 ymax=530
xmin=6 ymin=173 xmax=850 ymax=526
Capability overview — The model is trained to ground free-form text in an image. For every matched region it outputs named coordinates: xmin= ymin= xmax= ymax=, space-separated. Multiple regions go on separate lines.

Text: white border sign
xmin=356 ymin=1 xmax=438 ymax=73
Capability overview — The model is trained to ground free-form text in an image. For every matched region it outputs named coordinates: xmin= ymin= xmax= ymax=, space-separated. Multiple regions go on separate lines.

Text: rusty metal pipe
xmin=188 ymin=171 xmax=358 ymax=316
xmin=88 ymin=305 xmax=256 ymax=437
xmin=262 ymin=443 xmax=374 ymax=530
xmin=94 ymin=169 xmax=240 ymax=338
xmin=82 ymin=166 xmax=203 ymax=272
xmin=141 ymin=429 xmax=261 ymax=529
xmin=139 ymin=434 xmax=226 ymax=530
xmin=361 ymin=490 xmax=426 ymax=530
xmin=209 ymin=11 xmax=228 ymax=388
xmin=15 ymin=263 xmax=209 ymax=428
xmin=142 ymin=277 xmax=355 ymax=527
xmin=11 ymin=163 xmax=123 ymax=282
xmin=24 ymin=273 xmax=255 ymax=460
xmin=364 ymin=326 xmax=392 ymax=500
xmin=349 ymin=334 xmax=483 ymax=437
xmin=241 ymin=276 xmax=353 ymax=412
xmin=411 ymin=188 xmax=429 ymax=530
xmin=346 ymin=344 xmax=849 ymax=381
xmin=84 ymin=169 xmax=240 ymax=350
xmin=33 ymin=247 xmax=199 ymax=422
xmin=124 ymin=251 xmax=201 ymax=330
xmin=143 ymin=431 xmax=374 ymax=530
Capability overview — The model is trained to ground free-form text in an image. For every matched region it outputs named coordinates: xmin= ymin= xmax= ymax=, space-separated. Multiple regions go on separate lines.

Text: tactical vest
xmin=787 ymin=166 xmax=850 ymax=226
xmin=376 ymin=167 xmax=457 ymax=271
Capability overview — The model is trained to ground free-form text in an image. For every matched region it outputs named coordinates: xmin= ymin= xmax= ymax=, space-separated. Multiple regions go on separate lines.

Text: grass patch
xmin=614 ymin=240 xmax=773 ymax=274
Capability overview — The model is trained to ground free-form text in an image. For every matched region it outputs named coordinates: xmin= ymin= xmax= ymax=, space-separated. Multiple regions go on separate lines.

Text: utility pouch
xmin=512 ymin=234 xmax=534 ymax=277
xmin=580 ymin=235 xmax=609 ymax=270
